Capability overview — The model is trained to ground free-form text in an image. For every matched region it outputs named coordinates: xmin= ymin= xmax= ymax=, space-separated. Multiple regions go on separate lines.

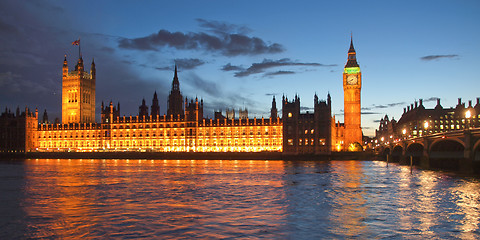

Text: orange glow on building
xmin=3 ymin=39 xmax=365 ymax=154
xmin=34 ymin=116 xmax=282 ymax=153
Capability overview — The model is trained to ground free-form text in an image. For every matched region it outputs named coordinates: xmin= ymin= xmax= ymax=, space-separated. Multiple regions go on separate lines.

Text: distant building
xmin=238 ymin=108 xmax=248 ymax=120
xmin=375 ymin=98 xmax=480 ymax=142
xmin=226 ymin=108 xmax=235 ymax=120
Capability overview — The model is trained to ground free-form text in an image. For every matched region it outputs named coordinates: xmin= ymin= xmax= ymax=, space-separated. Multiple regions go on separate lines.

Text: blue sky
xmin=0 ymin=0 xmax=479 ymax=136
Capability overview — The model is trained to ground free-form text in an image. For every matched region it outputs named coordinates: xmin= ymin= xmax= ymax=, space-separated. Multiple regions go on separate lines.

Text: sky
xmin=0 ymin=0 xmax=479 ymax=137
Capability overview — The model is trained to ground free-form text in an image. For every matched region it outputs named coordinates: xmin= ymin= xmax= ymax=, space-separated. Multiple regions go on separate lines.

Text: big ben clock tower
xmin=343 ymin=37 xmax=362 ymax=150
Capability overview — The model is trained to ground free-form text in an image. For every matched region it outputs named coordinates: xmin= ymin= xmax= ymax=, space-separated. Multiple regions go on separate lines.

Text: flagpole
xmin=79 ymin=38 xmax=81 ymax=59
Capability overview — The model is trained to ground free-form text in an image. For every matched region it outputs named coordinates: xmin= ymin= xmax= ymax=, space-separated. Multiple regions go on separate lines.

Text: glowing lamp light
xmin=402 ymin=129 xmax=406 ymax=135
xmin=465 ymin=110 xmax=471 ymax=119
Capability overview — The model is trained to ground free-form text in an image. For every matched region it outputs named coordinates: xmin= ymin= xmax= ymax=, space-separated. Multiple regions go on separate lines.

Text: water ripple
xmin=0 ymin=159 xmax=478 ymax=239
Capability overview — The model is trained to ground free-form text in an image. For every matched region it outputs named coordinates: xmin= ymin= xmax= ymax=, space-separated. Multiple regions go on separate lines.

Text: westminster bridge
xmin=376 ymin=128 xmax=480 ymax=174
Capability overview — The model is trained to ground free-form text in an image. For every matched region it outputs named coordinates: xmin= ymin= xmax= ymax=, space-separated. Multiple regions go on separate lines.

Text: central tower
xmin=343 ymin=37 xmax=362 ymax=150
xmin=62 ymin=55 xmax=96 ymax=123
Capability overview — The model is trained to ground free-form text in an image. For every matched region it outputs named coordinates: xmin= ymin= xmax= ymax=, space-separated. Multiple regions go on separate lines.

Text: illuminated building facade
xmin=375 ymin=98 xmax=480 ymax=141
xmin=3 ymin=40 xmax=367 ymax=154
xmin=32 ymin=63 xmax=282 ymax=152
xmin=62 ymin=56 xmax=96 ymax=124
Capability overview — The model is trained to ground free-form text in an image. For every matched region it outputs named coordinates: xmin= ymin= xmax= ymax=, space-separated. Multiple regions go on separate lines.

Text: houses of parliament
xmin=0 ymin=39 xmax=364 ymax=154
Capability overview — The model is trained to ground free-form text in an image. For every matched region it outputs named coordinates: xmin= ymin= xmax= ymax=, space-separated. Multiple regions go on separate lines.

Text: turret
xmin=63 ymin=55 xmax=68 ymax=77
xmin=139 ymin=98 xmax=148 ymax=118
xmin=75 ymin=57 xmax=84 ymax=73
xmin=151 ymin=91 xmax=160 ymax=116
xmin=172 ymin=65 xmax=179 ymax=91
xmin=91 ymin=58 xmax=96 ymax=78
xmin=270 ymin=96 xmax=278 ymax=119
xmin=42 ymin=109 xmax=49 ymax=124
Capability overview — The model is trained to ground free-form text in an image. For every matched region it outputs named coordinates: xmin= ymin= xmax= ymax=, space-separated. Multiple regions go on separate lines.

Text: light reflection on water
xmin=0 ymin=159 xmax=479 ymax=239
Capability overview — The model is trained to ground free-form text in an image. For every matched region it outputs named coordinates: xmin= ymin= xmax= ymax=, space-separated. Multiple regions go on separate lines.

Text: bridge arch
xmin=406 ymin=142 xmax=424 ymax=166
xmin=429 ymin=138 xmax=465 ymax=152
xmin=391 ymin=145 xmax=403 ymax=162
xmin=429 ymin=139 xmax=465 ymax=170
xmin=473 ymin=139 xmax=480 ymax=163
xmin=381 ymin=147 xmax=391 ymax=161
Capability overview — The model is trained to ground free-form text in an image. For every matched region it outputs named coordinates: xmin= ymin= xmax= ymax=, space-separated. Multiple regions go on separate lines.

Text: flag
xmin=72 ymin=39 xmax=80 ymax=45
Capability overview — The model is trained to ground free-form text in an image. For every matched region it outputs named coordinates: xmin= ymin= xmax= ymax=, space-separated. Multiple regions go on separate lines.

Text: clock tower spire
xmin=343 ymin=36 xmax=362 ymax=151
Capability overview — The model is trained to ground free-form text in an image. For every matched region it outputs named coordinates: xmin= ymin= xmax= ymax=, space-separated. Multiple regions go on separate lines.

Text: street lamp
xmin=466 ymin=110 xmax=471 ymax=129
xmin=402 ymin=128 xmax=407 ymax=139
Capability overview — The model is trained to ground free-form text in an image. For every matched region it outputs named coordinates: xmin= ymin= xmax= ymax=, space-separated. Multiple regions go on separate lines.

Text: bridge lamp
xmin=465 ymin=110 xmax=471 ymax=119
xmin=465 ymin=110 xmax=471 ymax=129
xmin=402 ymin=129 xmax=407 ymax=135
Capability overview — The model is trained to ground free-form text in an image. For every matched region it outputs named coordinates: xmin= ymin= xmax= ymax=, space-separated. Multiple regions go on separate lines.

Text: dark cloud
xmin=423 ymin=97 xmax=439 ymax=102
xmin=221 ymin=63 xmax=244 ymax=71
xmin=300 ymin=106 xmax=314 ymax=111
xmin=0 ymin=19 xmax=18 ymax=34
xmin=231 ymin=58 xmax=336 ymax=77
xmin=420 ymin=54 xmax=459 ymax=61
xmin=264 ymin=70 xmax=295 ymax=77
xmin=185 ymin=73 xmax=222 ymax=97
xmin=196 ymin=19 xmax=251 ymax=35
xmin=118 ymin=21 xmax=284 ymax=56
xmin=373 ymin=119 xmax=382 ymax=123
xmin=362 ymin=101 xmax=406 ymax=111
xmin=0 ymin=0 xmax=175 ymax=122
xmin=100 ymin=47 xmax=115 ymax=53
xmin=361 ymin=111 xmax=381 ymax=115
xmin=155 ymin=66 xmax=171 ymax=71
xmin=181 ymin=73 xmax=265 ymax=117
xmin=265 ymin=93 xmax=279 ymax=96
xmin=174 ymin=58 xmax=205 ymax=70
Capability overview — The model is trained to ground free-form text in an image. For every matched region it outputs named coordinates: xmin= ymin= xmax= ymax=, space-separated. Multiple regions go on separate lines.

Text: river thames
xmin=0 ymin=159 xmax=479 ymax=239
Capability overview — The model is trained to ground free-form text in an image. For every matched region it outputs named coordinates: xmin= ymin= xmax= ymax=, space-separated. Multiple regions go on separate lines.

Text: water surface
xmin=0 ymin=159 xmax=479 ymax=239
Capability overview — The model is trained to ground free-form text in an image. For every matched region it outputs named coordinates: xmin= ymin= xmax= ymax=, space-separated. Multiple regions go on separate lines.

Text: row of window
xmin=38 ymin=139 xmax=282 ymax=149
xmin=286 ymin=138 xmax=326 ymax=146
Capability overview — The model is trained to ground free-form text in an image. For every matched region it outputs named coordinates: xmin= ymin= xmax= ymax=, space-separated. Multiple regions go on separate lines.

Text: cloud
xmin=423 ymin=97 xmax=439 ymax=102
xmin=185 ymin=73 xmax=222 ymax=97
xmin=196 ymin=18 xmax=251 ymax=35
xmin=264 ymin=70 xmax=295 ymax=77
xmin=118 ymin=20 xmax=284 ymax=56
xmin=361 ymin=111 xmax=381 ymax=115
xmin=229 ymin=58 xmax=336 ymax=77
xmin=100 ymin=47 xmax=115 ymax=53
xmin=221 ymin=63 xmax=244 ymax=71
xmin=362 ymin=101 xmax=406 ymax=111
xmin=174 ymin=58 xmax=205 ymax=70
xmin=265 ymin=93 xmax=279 ymax=96
xmin=420 ymin=54 xmax=459 ymax=61
xmin=300 ymin=106 xmax=314 ymax=111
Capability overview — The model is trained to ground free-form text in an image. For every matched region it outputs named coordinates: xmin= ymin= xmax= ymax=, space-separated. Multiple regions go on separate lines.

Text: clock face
xmin=347 ymin=75 xmax=358 ymax=85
